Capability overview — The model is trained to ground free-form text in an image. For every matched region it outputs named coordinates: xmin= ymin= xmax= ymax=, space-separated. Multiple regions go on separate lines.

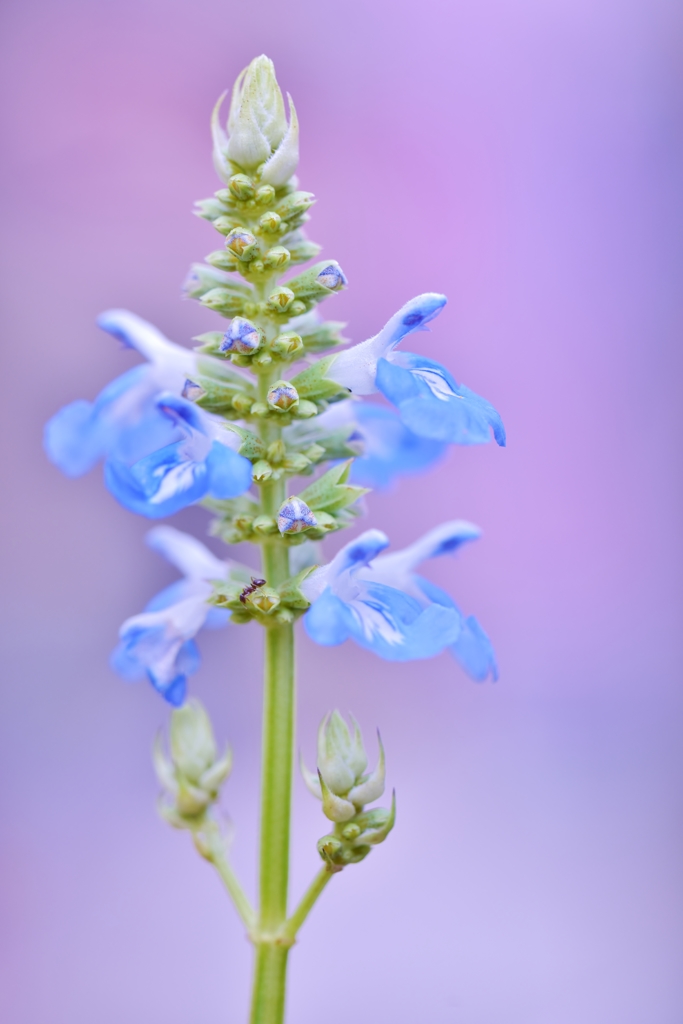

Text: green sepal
xmin=193 ymin=197 xmax=229 ymax=222
xmin=200 ymin=287 xmax=250 ymax=317
xmin=274 ymin=191 xmax=316 ymax=221
xmin=193 ymin=362 xmax=256 ymax=416
xmin=290 ymin=356 xmax=348 ymax=402
xmin=192 ymin=331 xmax=225 ymax=356
xmin=297 ymin=460 xmax=369 ymax=514
xmin=277 ymin=566 xmax=317 ymax=610
xmin=222 ymin=423 xmax=265 ymax=461
xmin=285 ymin=260 xmax=346 ymax=302
xmin=296 ymin=320 xmax=348 ymax=353
xmin=185 ymin=263 xmax=251 ymax=300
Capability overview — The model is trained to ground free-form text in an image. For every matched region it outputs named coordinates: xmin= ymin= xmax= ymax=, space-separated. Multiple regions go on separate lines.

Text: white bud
xmin=212 ymin=56 xmax=299 ymax=184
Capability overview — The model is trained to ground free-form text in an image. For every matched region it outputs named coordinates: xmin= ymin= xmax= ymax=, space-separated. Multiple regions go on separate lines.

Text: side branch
xmin=281 ymin=866 xmax=335 ymax=943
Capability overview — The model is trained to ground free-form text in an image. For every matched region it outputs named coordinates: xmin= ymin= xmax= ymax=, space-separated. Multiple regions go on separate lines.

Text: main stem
xmin=251 ymin=393 xmax=295 ymax=1024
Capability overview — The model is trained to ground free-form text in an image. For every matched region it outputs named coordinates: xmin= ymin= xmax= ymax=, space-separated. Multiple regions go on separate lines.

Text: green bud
xmin=266 ymin=286 xmax=295 ymax=313
xmin=231 ymin=393 xmax=254 ymax=415
xmin=253 ymin=352 xmax=273 ymax=367
xmin=201 ymin=287 xmax=248 ymax=316
xmin=286 ymin=260 xmax=348 ymax=303
xmin=252 ymin=459 xmax=273 ymax=482
xmin=282 ymin=453 xmax=310 ymax=474
xmin=170 ymin=700 xmax=217 ymax=784
xmin=259 ymin=211 xmax=282 ymax=233
xmin=228 ymin=174 xmax=256 ymax=201
xmin=250 ymin=401 xmax=269 ymax=417
xmin=263 ymin=246 xmax=290 ymax=270
xmin=255 ymin=184 xmax=276 ymax=205
xmin=266 ymin=440 xmax=286 ymax=464
xmin=247 ymin=587 xmax=280 ymax=614
xmin=252 ymin=514 xmax=278 ymax=535
xmin=293 ymin=399 xmax=319 ymax=419
xmin=206 ymin=250 xmax=239 ymax=272
xmin=267 ymin=380 xmax=299 ymax=413
xmin=269 ymin=332 xmax=304 ymax=359
xmin=213 ymin=215 xmax=244 ymax=236
xmin=194 ymin=197 xmax=230 ymax=221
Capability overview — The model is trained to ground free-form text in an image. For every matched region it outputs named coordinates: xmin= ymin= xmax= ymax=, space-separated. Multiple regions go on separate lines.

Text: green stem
xmin=250 ymin=431 xmax=295 ymax=1024
xmin=282 ymin=867 xmax=335 ymax=942
xmin=198 ymin=833 xmax=256 ymax=932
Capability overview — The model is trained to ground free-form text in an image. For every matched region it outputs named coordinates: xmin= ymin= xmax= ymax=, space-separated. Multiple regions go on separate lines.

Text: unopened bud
xmin=206 ymin=250 xmax=239 ymax=272
xmin=316 ymin=263 xmax=347 ymax=291
xmin=248 ymin=588 xmax=280 ymax=614
xmin=170 ymin=700 xmax=217 ymax=784
xmin=252 ymin=459 xmax=273 ymax=482
xmin=213 ymin=215 xmax=243 ymax=236
xmin=225 ymin=228 xmax=260 ymax=262
xmin=266 ymin=440 xmax=286 ymax=463
xmin=267 ymin=380 xmax=299 ymax=412
xmin=259 ymin=211 xmax=282 ymax=233
xmin=182 ymin=379 xmax=206 ymax=402
xmin=263 ymin=246 xmax=290 ymax=270
xmin=277 ymin=497 xmax=317 ymax=534
xmin=270 ymin=332 xmax=304 ymax=359
xmin=255 ymin=185 xmax=276 ymax=205
xmin=220 ymin=317 xmax=263 ymax=354
xmin=231 ymin=392 xmax=254 ymax=414
xmin=266 ymin=286 xmax=295 ymax=313
xmin=228 ymin=174 xmax=256 ymax=201
xmin=275 ymin=190 xmax=316 ymax=221
xmin=252 ymin=514 xmax=278 ymax=534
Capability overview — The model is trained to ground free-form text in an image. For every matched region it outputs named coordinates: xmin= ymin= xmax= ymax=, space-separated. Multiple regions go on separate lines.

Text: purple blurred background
xmin=1 ymin=0 xmax=682 ymax=1021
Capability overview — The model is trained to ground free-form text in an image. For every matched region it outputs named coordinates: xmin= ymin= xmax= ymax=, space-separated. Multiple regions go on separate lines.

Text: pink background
xmin=1 ymin=1 xmax=682 ymax=1021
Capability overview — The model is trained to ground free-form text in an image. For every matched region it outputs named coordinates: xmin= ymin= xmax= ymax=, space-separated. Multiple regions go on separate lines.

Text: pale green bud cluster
xmin=302 ymin=712 xmax=396 ymax=871
xmin=154 ymin=700 xmax=232 ymax=829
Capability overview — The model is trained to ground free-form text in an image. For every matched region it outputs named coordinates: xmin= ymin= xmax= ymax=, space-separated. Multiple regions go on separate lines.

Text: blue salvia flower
xmin=104 ymin=393 xmax=252 ymax=519
xmin=45 ymin=309 xmax=201 ymax=475
xmin=301 ymin=530 xmax=463 ymax=660
xmin=292 ymin=399 xmax=446 ymax=490
xmin=112 ymin=526 xmax=242 ymax=705
xmin=327 ymin=294 xmax=506 ymax=447
xmin=361 ymin=521 xmax=499 ymax=681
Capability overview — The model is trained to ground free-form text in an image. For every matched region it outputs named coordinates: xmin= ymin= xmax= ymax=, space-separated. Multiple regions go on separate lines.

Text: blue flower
xmin=327 ymin=294 xmax=506 ymax=447
xmin=301 ymin=530 xmax=463 ymax=661
xmin=301 ymin=523 xmax=498 ymax=679
xmin=44 ymin=308 xmax=254 ymax=477
xmin=283 ymin=399 xmax=446 ymax=491
xmin=364 ymin=521 xmax=499 ymax=681
xmin=111 ymin=526 xmax=242 ymax=705
xmin=104 ymin=393 xmax=252 ymax=519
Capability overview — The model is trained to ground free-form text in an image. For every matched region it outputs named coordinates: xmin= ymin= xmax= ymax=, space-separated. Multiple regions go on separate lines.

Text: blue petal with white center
xmin=361 ymin=521 xmax=499 ymax=682
xmin=376 ymin=354 xmax=506 ymax=446
xmin=302 ymin=529 xmax=462 ymax=661
xmin=327 ymin=293 xmax=505 ymax=447
xmin=111 ymin=526 xmax=241 ymax=704
xmin=104 ymin=393 xmax=252 ymax=518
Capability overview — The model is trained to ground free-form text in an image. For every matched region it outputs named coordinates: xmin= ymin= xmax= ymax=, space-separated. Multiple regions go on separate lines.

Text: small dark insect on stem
xmin=239 ymin=577 xmax=267 ymax=604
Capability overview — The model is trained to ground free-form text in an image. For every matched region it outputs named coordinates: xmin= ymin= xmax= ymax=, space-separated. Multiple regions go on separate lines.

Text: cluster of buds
xmin=302 ymin=712 xmax=395 ymax=871
xmin=153 ymin=700 xmax=232 ymax=829
xmin=210 ymin=563 xmax=314 ymax=626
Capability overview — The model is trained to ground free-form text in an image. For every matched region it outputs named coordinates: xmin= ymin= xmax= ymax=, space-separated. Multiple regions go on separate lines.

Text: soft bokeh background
xmin=1 ymin=0 xmax=682 ymax=1021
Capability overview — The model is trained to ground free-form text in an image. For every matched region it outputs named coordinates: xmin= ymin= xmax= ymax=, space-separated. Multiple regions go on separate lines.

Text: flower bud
xmin=220 ymin=317 xmax=264 ymax=355
xmin=212 ymin=57 xmax=299 ymax=186
xmin=287 ymin=261 xmax=348 ymax=302
xmin=231 ymin=392 xmax=254 ymax=414
xmin=206 ymin=250 xmax=239 ymax=273
xmin=266 ymin=286 xmax=295 ymax=313
xmin=181 ymin=379 xmax=206 ymax=402
xmin=270 ymin=331 xmax=304 ymax=359
xmin=225 ymin=228 xmax=260 ymax=262
xmin=252 ymin=514 xmax=278 ymax=534
xmin=251 ymin=459 xmax=273 ymax=483
xmin=154 ymin=700 xmax=233 ymax=829
xmin=227 ymin=174 xmax=256 ymax=201
xmin=259 ymin=211 xmax=282 ymax=233
xmin=275 ymin=191 xmax=316 ymax=221
xmin=277 ymin=497 xmax=317 ymax=534
xmin=213 ymin=215 xmax=243 ymax=236
xmin=248 ymin=587 xmax=280 ymax=614
xmin=255 ymin=184 xmax=276 ymax=205
xmin=263 ymin=246 xmax=290 ymax=270
xmin=267 ymin=380 xmax=299 ymax=412
xmin=301 ymin=712 xmax=385 ymax=812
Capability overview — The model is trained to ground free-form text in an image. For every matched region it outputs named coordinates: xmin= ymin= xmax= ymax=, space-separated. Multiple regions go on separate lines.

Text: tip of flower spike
xmin=277 ymin=497 xmax=317 ymax=535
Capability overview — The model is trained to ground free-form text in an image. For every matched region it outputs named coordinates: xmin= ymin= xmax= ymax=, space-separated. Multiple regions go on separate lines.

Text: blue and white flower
xmin=302 ymin=523 xmax=498 ymax=679
xmin=290 ymin=399 xmax=446 ymax=490
xmin=327 ymin=294 xmax=506 ymax=447
xmin=44 ymin=309 xmax=253 ymax=516
xmin=301 ymin=530 xmax=463 ymax=661
xmin=112 ymin=526 xmax=244 ymax=705
xmin=45 ymin=309 xmax=218 ymax=474
xmin=104 ymin=393 xmax=252 ymax=519
xmin=360 ymin=521 xmax=499 ymax=681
